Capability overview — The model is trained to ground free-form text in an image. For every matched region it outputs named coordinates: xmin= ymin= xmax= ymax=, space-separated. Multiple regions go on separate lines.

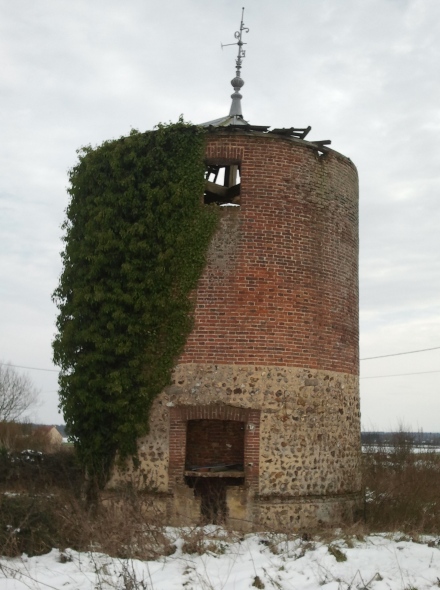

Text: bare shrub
xmin=0 ymin=362 xmax=39 ymax=422
xmin=0 ymin=493 xmax=66 ymax=556
xmin=0 ymin=446 xmax=173 ymax=560
xmin=0 ymin=448 xmax=82 ymax=494
xmin=363 ymin=427 xmax=440 ymax=533
xmin=83 ymin=492 xmax=173 ymax=560
xmin=0 ymin=487 xmax=174 ymax=560
xmin=180 ymin=525 xmax=240 ymax=556
xmin=181 ymin=528 xmax=207 ymax=555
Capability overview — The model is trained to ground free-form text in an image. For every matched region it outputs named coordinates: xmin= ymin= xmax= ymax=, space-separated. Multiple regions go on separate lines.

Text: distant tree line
xmin=362 ymin=431 xmax=440 ymax=446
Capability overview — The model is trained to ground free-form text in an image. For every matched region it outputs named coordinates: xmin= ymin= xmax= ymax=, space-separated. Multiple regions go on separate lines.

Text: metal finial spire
xmin=222 ymin=7 xmax=249 ymax=117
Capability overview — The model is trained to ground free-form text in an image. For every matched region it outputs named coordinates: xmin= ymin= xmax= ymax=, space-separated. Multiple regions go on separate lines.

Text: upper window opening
xmin=204 ymin=163 xmax=241 ymax=206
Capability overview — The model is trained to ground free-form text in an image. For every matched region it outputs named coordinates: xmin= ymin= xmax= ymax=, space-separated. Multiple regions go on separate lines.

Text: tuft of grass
xmin=252 ymin=575 xmax=265 ymax=589
xmin=180 ymin=526 xmax=238 ymax=556
xmin=327 ymin=544 xmax=347 ymax=562
xmin=181 ymin=530 xmax=206 ymax=555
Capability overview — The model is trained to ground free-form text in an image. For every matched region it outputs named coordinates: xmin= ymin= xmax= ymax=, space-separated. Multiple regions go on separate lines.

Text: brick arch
xmin=205 ymin=143 xmax=245 ymax=163
xmin=170 ymin=404 xmax=253 ymax=422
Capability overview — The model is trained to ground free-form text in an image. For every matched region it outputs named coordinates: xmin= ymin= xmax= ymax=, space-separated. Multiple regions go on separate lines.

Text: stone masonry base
xmin=112 ymin=488 xmax=363 ymax=532
xmin=109 ymin=363 xmax=362 ymax=530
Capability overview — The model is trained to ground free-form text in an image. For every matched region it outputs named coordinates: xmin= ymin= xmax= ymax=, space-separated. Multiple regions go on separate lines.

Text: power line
xmin=3 ymin=345 xmax=440 ymax=375
xmin=361 ymin=346 xmax=440 ymax=361
xmin=0 ymin=361 xmax=59 ymax=373
xmin=361 ymin=369 xmax=440 ymax=380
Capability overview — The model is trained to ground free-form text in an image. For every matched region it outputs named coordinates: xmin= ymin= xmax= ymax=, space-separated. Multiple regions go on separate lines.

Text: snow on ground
xmin=1 ymin=528 xmax=440 ymax=589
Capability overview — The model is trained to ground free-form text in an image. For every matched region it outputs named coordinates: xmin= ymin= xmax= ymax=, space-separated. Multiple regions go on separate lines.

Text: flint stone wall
xmin=111 ymin=363 xmax=361 ymax=523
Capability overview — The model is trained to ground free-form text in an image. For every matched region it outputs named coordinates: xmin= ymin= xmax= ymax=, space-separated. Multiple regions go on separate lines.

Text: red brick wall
xmin=179 ymin=131 xmax=359 ymax=375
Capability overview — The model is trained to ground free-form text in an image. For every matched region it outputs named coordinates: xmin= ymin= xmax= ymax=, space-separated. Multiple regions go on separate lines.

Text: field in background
xmin=363 ymin=429 xmax=440 ymax=532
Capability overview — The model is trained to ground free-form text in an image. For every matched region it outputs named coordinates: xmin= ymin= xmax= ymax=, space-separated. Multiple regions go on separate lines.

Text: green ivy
xmin=52 ymin=120 xmax=217 ymax=489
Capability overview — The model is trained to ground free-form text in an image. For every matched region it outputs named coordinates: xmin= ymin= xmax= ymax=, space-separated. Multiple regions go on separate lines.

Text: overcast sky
xmin=1 ymin=0 xmax=439 ymax=431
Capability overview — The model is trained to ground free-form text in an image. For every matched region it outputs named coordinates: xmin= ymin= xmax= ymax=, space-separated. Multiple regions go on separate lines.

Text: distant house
xmin=35 ymin=425 xmax=63 ymax=450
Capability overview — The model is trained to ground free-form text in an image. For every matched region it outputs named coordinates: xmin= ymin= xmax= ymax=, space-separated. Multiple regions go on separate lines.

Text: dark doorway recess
xmin=184 ymin=419 xmax=245 ymax=524
xmin=185 ymin=476 xmax=244 ymax=524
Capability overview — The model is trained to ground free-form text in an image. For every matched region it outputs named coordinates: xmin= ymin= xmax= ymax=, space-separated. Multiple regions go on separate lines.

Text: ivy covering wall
xmin=52 ymin=120 xmax=217 ymax=488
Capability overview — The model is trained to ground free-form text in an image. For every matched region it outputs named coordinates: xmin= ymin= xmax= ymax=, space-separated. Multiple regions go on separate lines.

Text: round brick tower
xmin=121 ymin=125 xmax=362 ymax=530
xmin=113 ymin=13 xmax=362 ymax=528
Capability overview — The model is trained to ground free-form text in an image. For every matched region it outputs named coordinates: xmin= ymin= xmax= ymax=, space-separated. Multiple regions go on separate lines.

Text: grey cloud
xmin=1 ymin=0 xmax=439 ymax=428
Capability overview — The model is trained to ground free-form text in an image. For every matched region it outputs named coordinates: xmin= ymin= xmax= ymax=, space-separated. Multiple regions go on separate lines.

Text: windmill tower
xmin=124 ymin=9 xmax=362 ymax=529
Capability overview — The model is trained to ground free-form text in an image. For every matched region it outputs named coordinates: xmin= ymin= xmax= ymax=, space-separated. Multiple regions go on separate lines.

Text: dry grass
xmin=363 ymin=436 xmax=440 ymax=533
xmin=0 ymin=487 xmax=174 ymax=559
xmin=0 ymin=447 xmax=82 ymax=494
xmin=0 ymin=449 xmax=173 ymax=559
xmin=2 ymin=430 xmax=440 ymax=560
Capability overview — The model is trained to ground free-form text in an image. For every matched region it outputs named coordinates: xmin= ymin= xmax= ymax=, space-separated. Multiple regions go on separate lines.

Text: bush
xmin=363 ymin=433 xmax=440 ymax=532
xmin=0 ymin=494 xmax=65 ymax=556
xmin=0 ymin=487 xmax=173 ymax=558
xmin=0 ymin=449 xmax=82 ymax=494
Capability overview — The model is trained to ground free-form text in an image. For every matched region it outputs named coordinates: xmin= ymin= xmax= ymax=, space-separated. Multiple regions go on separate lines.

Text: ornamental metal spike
xmin=221 ymin=7 xmax=249 ymax=117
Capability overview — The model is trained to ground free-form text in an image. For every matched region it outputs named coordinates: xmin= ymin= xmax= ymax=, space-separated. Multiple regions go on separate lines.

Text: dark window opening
xmin=185 ymin=419 xmax=245 ymax=471
xmin=204 ymin=164 xmax=241 ymax=206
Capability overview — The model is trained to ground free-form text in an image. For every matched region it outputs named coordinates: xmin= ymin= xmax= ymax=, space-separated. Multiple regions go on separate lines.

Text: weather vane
xmin=222 ymin=7 xmax=249 ymax=118
xmin=222 ymin=7 xmax=249 ymax=78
